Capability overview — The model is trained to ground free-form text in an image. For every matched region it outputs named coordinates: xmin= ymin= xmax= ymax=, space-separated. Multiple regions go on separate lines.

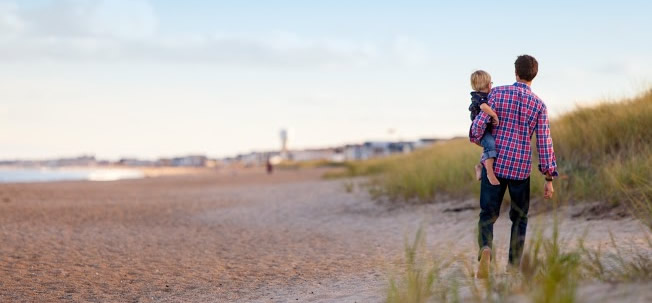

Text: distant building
xmin=339 ymin=141 xmax=418 ymax=161
xmin=343 ymin=144 xmax=367 ymax=161
xmin=118 ymin=158 xmax=155 ymax=167
xmin=233 ymin=151 xmax=280 ymax=167
xmin=51 ymin=155 xmax=97 ymax=167
xmin=154 ymin=158 xmax=170 ymax=167
xmin=215 ymin=137 xmax=444 ymax=166
xmin=170 ymin=155 xmax=207 ymax=167
xmin=415 ymin=138 xmax=440 ymax=148
xmin=290 ymin=148 xmax=338 ymax=162
xmin=363 ymin=141 xmax=393 ymax=158
xmin=388 ymin=141 xmax=415 ymax=154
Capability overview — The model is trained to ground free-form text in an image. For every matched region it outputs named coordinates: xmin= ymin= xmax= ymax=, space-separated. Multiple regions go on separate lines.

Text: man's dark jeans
xmin=478 ymin=167 xmax=530 ymax=265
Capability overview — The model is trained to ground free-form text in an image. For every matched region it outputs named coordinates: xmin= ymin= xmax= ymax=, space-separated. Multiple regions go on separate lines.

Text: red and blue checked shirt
xmin=470 ymin=82 xmax=558 ymax=180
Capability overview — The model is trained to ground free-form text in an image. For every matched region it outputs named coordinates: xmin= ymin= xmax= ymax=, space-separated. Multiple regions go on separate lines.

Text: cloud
xmin=19 ymin=0 xmax=157 ymax=39
xmin=0 ymin=1 xmax=24 ymax=35
xmin=392 ymin=36 xmax=431 ymax=66
xmin=0 ymin=0 xmax=427 ymax=69
xmin=0 ymin=0 xmax=157 ymax=60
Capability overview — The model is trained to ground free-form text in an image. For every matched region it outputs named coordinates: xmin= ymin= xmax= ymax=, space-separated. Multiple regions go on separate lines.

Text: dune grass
xmin=329 ymin=89 xmax=652 ymax=211
xmin=387 ymin=221 xmax=652 ymax=303
xmin=386 ymin=228 xmax=448 ymax=303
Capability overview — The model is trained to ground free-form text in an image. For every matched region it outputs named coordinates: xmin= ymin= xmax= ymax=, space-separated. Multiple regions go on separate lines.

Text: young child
xmin=469 ymin=70 xmax=500 ymax=185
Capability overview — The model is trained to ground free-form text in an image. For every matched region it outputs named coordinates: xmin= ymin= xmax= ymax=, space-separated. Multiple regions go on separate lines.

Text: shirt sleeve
xmin=535 ymin=104 xmax=559 ymax=177
xmin=469 ymin=94 xmax=494 ymax=144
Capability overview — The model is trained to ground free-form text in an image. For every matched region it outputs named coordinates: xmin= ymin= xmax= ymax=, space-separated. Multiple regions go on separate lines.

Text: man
xmin=470 ymin=54 xmax=558 ymax=278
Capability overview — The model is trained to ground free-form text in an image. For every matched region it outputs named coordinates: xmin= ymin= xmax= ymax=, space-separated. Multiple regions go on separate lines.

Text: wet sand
xmin=0 ymin=168 xmax=649 ymax=302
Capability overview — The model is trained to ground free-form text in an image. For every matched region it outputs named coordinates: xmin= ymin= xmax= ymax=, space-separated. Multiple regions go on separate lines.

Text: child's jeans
xmin=481 ymin=131 xmax=497 ymax=159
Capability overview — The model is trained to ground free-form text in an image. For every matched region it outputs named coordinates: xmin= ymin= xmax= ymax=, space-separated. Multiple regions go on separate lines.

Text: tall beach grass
xmin=387 ymin=222 xmax=652 ymax=303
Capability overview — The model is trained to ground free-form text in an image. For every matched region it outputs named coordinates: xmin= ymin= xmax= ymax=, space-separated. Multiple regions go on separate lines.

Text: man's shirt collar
xmin=513 ymin=82 xmax=531 ymax=90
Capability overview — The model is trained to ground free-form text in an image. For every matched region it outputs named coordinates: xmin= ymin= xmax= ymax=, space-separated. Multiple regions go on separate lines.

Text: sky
xmin=1 ymin=0 xmax=651 ymax=160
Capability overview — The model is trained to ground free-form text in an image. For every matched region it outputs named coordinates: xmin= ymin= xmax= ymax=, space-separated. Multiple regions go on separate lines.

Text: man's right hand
xmin=544 ymin=181 xmax=554 ymax=199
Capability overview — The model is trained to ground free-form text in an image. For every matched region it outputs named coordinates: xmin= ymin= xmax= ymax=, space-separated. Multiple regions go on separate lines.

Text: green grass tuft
xmin=386 ymin=228 xmax=450 ymax=303
xmin=387 ymin=219 xmax=652 ymax=302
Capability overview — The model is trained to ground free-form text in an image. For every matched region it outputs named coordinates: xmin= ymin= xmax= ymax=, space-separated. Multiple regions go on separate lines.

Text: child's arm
xmin=479 ymin=103 xmax=499 ymax=126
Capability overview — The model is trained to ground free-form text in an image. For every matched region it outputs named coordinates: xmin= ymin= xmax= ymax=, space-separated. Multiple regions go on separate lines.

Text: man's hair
xmin=470 ymin=70 xmax=492 ymax=91
xmin=514 ymin=55 xmax=538 ymax=81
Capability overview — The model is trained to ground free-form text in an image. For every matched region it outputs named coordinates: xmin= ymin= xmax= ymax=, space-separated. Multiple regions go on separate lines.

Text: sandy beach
xmin=1 ymin=168 xmax=650 ymax=302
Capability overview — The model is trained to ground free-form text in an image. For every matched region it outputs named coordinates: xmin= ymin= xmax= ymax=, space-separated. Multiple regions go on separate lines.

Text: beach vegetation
xmin=328 ymin=90 xmax=652 ymax=220
xmin=387 ymin=219 xmax=651 ymax=302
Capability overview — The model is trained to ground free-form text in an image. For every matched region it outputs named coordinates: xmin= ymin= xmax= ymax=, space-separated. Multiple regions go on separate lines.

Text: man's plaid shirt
xmin=470 ymin=82 xmax=558 ymax=180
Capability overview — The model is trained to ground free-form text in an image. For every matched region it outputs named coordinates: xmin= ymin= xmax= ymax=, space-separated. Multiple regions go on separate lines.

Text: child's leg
xmin=481 ymin=132 xmax=500 ymax=185
xmin=485 ymin=158 xmax=500 ymax=185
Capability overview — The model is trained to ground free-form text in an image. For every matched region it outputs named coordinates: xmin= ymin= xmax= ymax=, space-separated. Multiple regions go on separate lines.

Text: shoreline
xmin=0 ymin=165 xmax=219 ymax=184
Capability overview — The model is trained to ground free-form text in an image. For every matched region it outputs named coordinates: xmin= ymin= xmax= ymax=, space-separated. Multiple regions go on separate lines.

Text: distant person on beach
xmin=469 ymin=54 xmax=558 ymax=278
xmin=266 ymin=158 xmax=274 ymax=175
xmin=468 ymin=70 xmax=500 ymax=185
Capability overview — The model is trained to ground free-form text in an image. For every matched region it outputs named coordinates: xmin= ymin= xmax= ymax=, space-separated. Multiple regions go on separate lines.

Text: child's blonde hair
xmin=470 ymin=70 xmax=492 ymax=91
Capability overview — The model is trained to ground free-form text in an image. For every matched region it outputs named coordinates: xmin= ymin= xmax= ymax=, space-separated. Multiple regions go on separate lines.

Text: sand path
xmin=0 ymin=169 xmax=649 ymax=302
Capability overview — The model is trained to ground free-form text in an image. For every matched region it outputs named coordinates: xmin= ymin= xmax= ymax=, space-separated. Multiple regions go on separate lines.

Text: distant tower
xmin=279 ymin=129 xmax=289 ymax=158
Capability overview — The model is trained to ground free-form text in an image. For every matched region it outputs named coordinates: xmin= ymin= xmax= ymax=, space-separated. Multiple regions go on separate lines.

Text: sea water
xmin=0 ymin=168 xmax=144 ymax=183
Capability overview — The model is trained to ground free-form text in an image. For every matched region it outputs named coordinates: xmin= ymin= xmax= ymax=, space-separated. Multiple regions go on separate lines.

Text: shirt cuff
xmin=469 ymin=128 xmax=481 ymax=144
xmin=538 ymin=164 xmax=559 ymax=177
